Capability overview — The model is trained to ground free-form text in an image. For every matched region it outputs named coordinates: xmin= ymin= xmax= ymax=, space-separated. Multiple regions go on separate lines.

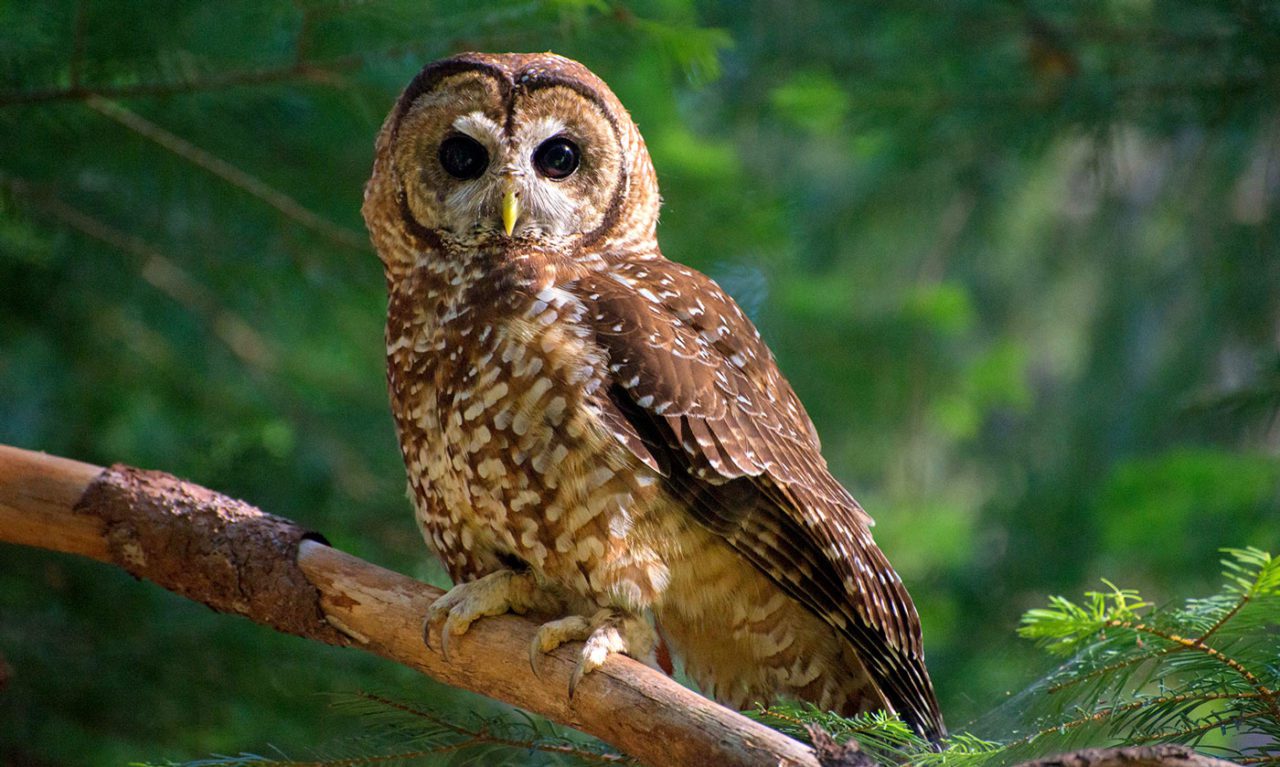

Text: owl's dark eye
xmin=533 ymin=137 xmax=580 ymax=180
xmin=438 ymin=135 xmax=489 ymax=180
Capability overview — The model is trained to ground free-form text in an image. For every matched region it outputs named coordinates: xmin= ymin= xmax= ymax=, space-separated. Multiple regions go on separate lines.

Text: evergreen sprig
xmin=1011 ymin=548 xmax=1279 ymax=763
xmin=755 ymin=547 xmax=1279 ymax=767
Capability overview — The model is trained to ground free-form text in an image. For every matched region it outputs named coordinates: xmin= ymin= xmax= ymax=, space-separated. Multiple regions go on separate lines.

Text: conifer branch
xmin=1100 ymin=618 xmax=1280 ymax=719
xmin=1044 ymin=649 xmax=1175 ymax=695
xmin=1127 ymin=710 xmax=1271 ymax=746
xmin=1017 ymin=691 xmax=1264 ymax=746
xmin=1195 ymin=593 xmax=1247 ymax=643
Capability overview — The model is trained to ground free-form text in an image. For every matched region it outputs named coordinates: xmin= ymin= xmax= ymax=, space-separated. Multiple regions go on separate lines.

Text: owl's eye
xmin=533 ymin=137 xmax=580 ymax=180
xmin=438 ymin=135 xmax=489 ymax=180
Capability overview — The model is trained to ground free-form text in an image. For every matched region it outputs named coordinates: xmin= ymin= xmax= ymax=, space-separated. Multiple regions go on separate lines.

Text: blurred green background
xmin=1 ymin=1 xmax=1277 ymax=763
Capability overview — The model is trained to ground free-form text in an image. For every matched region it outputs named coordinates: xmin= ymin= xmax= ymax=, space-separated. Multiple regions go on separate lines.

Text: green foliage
xmin=770 ymin=72 xmax=851 ymax=136
xmin=756 ymin=549 xmax=1280 ymax=766
xmin=1 ymin=0 xmax=1278 ymax=764
xmin=1017 ymin=581 xmax=1152 ymax=657
xmin=1011 ymin=549 xmax=1279 ymax=760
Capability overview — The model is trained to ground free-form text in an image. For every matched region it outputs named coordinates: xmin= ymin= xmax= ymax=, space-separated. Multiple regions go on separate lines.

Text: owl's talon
xmin=528 ymin=635 xmax=544 ymax=678
xmin=529 ymin=609 xmax=656 ymax=698
xmin=422 ymin=569 xmax=548 ymax=661
xmin=421 ymin=615 xmax=435 ymax=652
xmin=530 ymin=614 xmax=590 ymax=679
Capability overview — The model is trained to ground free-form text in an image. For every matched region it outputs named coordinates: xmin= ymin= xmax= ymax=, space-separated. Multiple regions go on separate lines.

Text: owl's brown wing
xmin=576 ymin=257 xmax=944 ymax=739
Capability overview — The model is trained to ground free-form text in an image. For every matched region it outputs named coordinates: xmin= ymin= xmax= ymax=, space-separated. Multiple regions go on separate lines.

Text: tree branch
xmin=0 ymin=443 xmax=1244 ymax=767
xmin=0 ymin=443 xmax=817 ymax=767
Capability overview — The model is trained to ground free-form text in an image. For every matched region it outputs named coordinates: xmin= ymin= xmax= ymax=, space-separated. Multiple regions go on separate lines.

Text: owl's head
xmin=364 ymin=52 xmax=660 ymax=269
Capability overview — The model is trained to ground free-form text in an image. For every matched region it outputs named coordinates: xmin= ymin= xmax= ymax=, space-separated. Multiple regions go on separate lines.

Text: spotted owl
xmin=361 ymin=52 xmax=945 ymax=740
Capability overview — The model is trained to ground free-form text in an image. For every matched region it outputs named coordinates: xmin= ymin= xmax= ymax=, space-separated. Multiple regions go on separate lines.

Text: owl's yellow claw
xmin=528 ymin=634 xmax=545 ymax=678
xmin=502 ymin=187 xmax=520 ymax=236
xmin=423 ymin=569 xmax=527 ymax=662
xmin=526 ymin=610 xmax=653 ymax=699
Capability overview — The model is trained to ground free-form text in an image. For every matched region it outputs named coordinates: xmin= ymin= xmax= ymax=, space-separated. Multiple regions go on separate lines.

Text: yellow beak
xmin=502 ymin=186 xmax=521 ymax=237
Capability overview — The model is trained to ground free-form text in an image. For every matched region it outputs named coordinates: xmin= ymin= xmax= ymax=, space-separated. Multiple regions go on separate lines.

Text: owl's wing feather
xmin=577 ymin=258 xmax=944 ymax=739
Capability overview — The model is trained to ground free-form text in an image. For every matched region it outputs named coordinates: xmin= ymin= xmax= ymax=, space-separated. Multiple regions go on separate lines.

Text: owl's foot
xmin=424 ymin=569 xmax=560 ymax=661
xmin=528 ymin=608 xmax=658 ymax=697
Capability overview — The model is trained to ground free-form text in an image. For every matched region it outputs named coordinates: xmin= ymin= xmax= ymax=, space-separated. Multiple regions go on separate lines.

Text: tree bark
xmin=0 ymin=444 xmax=1243 ymax=767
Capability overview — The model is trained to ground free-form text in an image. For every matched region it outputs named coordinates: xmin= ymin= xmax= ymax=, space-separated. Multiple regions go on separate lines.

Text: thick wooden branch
xmin=0 ymin=443 xmax=817 ymax=767
xmin=0 ymin=444 xmax=1243 ymax=767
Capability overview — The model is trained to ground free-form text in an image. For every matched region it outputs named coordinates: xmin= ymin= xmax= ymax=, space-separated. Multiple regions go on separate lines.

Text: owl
xmin=362 ymin=52 xmax=945 ymax=740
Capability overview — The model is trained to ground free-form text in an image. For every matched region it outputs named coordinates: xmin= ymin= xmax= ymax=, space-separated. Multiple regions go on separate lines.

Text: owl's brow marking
xmin=392 ymin=61 xmax=510 ymax=139
xmin=452 ymin=112 xmax=502 ymax=146
xmin=517 ymin=116 xmax=569 ymax=150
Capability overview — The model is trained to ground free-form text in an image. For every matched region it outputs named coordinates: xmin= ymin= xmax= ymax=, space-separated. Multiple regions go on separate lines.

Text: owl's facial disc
xmin=393 ymin=70 xmax=624 ymax=243
xmin=422 ymin=110 xmax=583 ymax=238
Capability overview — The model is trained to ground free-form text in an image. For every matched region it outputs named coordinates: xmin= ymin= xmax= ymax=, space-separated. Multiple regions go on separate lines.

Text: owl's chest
xmin=386 ymin=273 xmax=630 ymax=572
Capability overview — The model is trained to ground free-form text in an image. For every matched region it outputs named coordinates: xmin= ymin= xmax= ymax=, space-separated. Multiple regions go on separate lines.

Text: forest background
xmin=1 ymin=1 xmax=1277 ymax=764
